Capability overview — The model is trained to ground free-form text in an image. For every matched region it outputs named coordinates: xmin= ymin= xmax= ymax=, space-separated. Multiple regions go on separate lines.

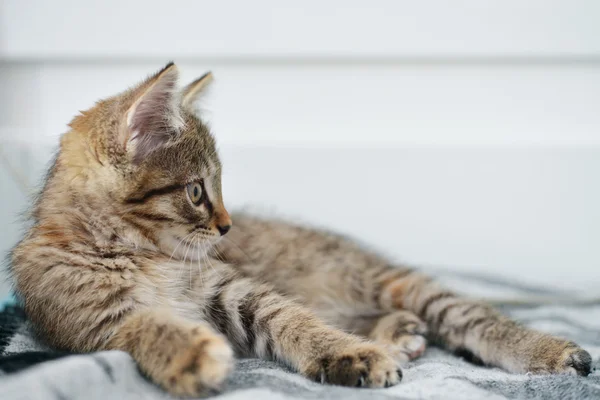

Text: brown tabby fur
xmin=10 ymin=63 xmax=591 ymax=397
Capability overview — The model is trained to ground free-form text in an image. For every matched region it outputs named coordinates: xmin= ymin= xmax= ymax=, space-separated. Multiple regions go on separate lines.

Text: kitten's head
xmin=56 ymin=63 xmax=231 ymax=259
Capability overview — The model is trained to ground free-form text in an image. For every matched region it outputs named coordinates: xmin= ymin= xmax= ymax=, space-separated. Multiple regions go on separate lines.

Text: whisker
xmin=168 ymin=230 xmax=195 ymax=264
xmin=196 ymin=236 xmax=207 ymax=303
xmin=221 ymin=236 xmax=254 ymax=263
xmin=182 ymin=233 xmax=196 ymax=287
xmin=203 ymin=245 xmax=222 ymax=280
xmin=177 ymin=233 xmax=195 ymax=282
xmin=211 ymin=243 xmax=226 ymax=263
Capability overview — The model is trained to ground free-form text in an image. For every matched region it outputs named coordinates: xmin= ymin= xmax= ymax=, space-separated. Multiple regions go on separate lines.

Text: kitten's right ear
xmin=122 ymin=62 xmax=184 ymax=163
xmin=181 ymin=72 xmax=214 ymax=112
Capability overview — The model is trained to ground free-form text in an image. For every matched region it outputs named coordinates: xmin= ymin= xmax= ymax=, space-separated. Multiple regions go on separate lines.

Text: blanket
xmin=1 ymin=271 xmax=599 ymax=400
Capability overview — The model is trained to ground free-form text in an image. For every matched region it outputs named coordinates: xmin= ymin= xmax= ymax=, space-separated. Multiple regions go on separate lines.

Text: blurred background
xmin=1 ymin=0 xmax=599 ymax=298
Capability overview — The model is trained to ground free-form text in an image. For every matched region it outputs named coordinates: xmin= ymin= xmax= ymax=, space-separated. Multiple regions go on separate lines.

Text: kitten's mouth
xmin=177 ymin=235 xmax=215 ymax=247
xmin=161 ymin=233 xmax=217 ymax=261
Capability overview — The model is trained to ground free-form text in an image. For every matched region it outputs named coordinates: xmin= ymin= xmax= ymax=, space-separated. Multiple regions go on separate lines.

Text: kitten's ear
xmin=123 ymin=62 xmax=184 ymax=162
xmin=181 ymin=72 xmax=213 ymax=112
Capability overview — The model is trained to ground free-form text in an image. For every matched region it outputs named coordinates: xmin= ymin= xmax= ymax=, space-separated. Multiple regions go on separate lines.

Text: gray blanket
xmin=1 ymin=271 xmax=599 ymax=400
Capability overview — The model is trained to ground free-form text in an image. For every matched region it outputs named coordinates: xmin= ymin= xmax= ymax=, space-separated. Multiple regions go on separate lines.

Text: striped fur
xmin=219 ymin=213 xmax=592 ymax=377
xmin=10 ymin=64 xmax=590 ymax=397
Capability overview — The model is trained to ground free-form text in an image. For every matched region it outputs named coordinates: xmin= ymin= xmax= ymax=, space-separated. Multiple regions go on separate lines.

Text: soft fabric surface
xmin=1 ymin=272 xmax=599 ymax=400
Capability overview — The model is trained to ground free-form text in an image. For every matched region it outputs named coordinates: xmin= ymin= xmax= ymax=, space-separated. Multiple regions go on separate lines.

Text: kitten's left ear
xmin=181 ymin=72 xmax=214 ymax=112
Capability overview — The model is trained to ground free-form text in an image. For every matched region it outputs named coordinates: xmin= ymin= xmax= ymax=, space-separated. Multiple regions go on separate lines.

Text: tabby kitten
xmin=11 ymin=63 xmax=591 ymax=397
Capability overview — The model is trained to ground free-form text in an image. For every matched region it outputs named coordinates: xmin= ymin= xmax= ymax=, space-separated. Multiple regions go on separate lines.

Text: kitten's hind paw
xmin=369 ymin=310 xmax=428 ymax=364
xmin=527 ymin=339 xmax=592 ymax=377
xmin=563 ymin=347 xmax=593 ymax=376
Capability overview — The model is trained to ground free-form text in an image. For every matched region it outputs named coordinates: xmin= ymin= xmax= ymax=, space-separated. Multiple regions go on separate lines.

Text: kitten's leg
xmin=107 ymin=309 xmax=234 ymax=397
xmin=218 ymin=214 xmax=592 ymax=376
xmin=375 ymin=271 xmax=592 ymax=376
xmin=200 ymin=268 xmax=402 ymax=388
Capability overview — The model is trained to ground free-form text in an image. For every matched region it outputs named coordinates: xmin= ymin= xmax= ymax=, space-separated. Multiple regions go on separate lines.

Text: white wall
xmin=2 ymin=0 xmax=600 ymax=58
xmin=1 ymin=1 xmax=599 ymax=296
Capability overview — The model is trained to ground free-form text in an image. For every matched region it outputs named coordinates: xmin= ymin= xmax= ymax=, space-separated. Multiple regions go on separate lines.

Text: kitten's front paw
xmin=527 ymin=338 xmax=592 ymax=377
xmin=309 ymin=343 xmax=402 ymax=388
xmin=162 ymin=330 xmax=234 ymax=397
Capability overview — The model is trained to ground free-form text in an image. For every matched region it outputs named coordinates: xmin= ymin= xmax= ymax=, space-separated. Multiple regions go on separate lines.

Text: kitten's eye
xmin=186 ymin=182 xmax=203 ymax=206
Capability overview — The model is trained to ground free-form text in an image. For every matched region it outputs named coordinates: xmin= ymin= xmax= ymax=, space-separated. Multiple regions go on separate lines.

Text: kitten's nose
xmin=217 ymin=224 xmax=231 ymax=236
xmin=215 ymin=208 xmax=232 ymax=236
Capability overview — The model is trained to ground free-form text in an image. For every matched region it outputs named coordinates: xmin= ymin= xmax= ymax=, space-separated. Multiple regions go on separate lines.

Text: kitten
xmin=10 ymin=63 xmax=591 ymax=397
